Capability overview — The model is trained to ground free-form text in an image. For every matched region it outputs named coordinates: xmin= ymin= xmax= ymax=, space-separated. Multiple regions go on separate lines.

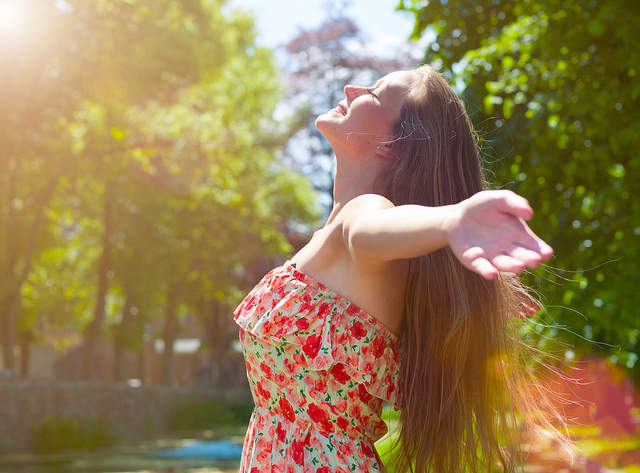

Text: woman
xmin=234 ymin=65 xmax=569 ymax=473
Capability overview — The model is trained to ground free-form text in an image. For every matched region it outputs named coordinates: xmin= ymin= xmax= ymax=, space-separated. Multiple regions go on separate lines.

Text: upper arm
xmin=332 ymin=193 xmax=396 ymax=266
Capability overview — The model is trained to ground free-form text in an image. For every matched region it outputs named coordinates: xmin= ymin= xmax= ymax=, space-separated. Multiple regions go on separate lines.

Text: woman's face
xmin=315 ymin=69 xmax=417 ymax=159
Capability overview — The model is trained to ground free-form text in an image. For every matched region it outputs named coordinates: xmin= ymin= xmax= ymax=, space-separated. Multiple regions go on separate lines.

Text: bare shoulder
xmin=324 ymin=193 xmax=395 ymax=244
xmin=332 ymin=193 xmax=395 ymax=228
xmin=324 ymin=193 xmax=397 ymax=271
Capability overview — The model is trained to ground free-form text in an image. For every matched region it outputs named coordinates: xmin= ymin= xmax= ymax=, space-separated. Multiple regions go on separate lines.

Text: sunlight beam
xmin=0 ymin=0 xmax=29 ymax=35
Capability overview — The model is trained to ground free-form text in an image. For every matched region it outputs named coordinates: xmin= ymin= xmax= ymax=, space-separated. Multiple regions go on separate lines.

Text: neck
xmin=325 ymin=151 xmax=385 ymax=226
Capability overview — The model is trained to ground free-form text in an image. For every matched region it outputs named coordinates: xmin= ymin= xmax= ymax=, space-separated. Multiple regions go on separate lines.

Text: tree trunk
xmin=1 ymin=293 xmax=19 ymax=375
xmin=18 ymin=329 xmax=32 ymax=378
xmin=113 ymin=294 xmax=133 ymax=382
xmin=1 ymin=161 xmax=18 ymax=374
xmin=1 ymin=173 xmax=59 ymax=375
xmin=83 ymin=181 xmax=113 ymax=381
xmin=161 ymin=285 xmax=179 ymax=386
xmin=138 ymin=341 xmax=147 ymax=385
xmin=202 ymin=297 xmax=229 ymax=387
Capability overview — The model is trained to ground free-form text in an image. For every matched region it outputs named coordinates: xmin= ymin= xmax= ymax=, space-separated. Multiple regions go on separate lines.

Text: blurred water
xmin=0 ymin=439 xmax=242 ymax=473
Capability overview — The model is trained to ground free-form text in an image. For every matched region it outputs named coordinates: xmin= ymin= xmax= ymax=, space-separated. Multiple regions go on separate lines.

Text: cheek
xmin=346 ymin=104 xmax=389 ymax=134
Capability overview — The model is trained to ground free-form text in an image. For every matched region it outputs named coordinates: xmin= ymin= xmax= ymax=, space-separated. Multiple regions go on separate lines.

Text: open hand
xmin=444 ymin=190 xmax=554 ymax=280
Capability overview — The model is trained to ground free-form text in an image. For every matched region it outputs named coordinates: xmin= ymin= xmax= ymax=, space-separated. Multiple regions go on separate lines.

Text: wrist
xmin=441 ymin=202 xmax=462 ymax=246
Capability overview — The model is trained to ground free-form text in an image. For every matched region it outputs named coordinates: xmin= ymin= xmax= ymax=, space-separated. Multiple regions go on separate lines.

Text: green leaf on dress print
xmin=311 ymin=457 xmax=319 ymax=465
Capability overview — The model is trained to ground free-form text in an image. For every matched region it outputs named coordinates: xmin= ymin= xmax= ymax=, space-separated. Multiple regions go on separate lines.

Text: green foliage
xmin=1 ymin=0 xmax=321 ymax=376
xmin=398 ymin=0 xmax=640 ymax=380
xmin=30 ymin=414 xmax=118 ymax=454
xmin=168 ymin=398 xmax=254 ymax=431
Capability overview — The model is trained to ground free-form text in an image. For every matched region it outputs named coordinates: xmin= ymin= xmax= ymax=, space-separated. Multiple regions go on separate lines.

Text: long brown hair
xmin=374 ymin=65 xmax=573 ymax=473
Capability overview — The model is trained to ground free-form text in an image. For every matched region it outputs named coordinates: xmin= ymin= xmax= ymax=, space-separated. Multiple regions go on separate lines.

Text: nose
xmin=344 ymin=84 xmax=367 ymax=103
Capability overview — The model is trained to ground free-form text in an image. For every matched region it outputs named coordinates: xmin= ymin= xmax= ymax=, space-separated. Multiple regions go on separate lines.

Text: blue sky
xmin=225 ymin=0 xmax=428 ymax=57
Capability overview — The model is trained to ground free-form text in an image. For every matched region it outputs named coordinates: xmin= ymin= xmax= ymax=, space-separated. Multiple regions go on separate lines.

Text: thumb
xmin=497 ymin=190 xmax=533 ymax=220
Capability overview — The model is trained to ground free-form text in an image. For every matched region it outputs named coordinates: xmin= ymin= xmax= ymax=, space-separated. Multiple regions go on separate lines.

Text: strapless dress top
xmin=233 ymin=259 xmax=402 ymax=472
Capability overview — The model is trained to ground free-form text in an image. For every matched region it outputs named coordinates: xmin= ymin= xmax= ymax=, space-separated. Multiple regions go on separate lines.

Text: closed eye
xmin=368 ymin=89 xmax=379 ymax=100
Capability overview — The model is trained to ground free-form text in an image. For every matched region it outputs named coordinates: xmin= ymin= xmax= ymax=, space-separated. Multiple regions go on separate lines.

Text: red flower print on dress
xmin=360 ymin=442 xmax=375 ymax=458
xmin=276 ymin=421 xmax=286 ymax=443
xmin=346 ymin=303 xmax=360 ymax=316
xmin=386 ymin=382 xmax=396 ymax=399
xmin=257 ymin=446 xmax=270 ymax=463
xmin=256 ymin=380 xmax=271 ymax=401
xmin=295 ymin=317 xmax=309 ymax=330
xmin=274 ymin=372 xmax=289 ymax=388
xmin=307 ymin=403 xmax=328 ymax=424
xmin=259 ymin=362 xmax=273 ymax=378
xmin=293 ymin=352 xmax=306 ymax=366
xmin=339 ymin=442 xmax=353 ymax=457
xmin=283 ymin=357 xmax=299 ymax=376
xmin=279 ymin=397 xmax=296 ymax=423
xmin=316 ymin=467 xmax=331 ymax=473
xmin=302 ymin=333 xmax=322 ymax=358
xmin=291 ymin=438 xmax=305 ymax=465
xmin=358 ymin=383 xmax=373 ymax=404
xmin=307 ymin=403 xmax=334 ymax=434
xmin=372 ymin=335 xmax=386 ymax=358
xmin=337 ymin=416 xmax=350 ymax=431
xmin=350 ymin=320 xmax=367 ymax=339
xmin=314 ymin=377 xmax=327 ymax=392
xmin=330 ymin=363 xmax=351 ymax=384
xmin=317 ymin=302 xmax=331 ymax=318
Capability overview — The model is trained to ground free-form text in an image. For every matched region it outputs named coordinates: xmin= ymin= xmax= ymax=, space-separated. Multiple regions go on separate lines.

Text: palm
xmin=447 ymin=190 xmax=554 ymax=280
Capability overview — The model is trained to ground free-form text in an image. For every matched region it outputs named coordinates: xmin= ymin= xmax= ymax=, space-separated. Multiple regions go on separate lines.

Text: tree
xmin=2 ymin=0 xmax=321 ymax=382
xmin=399 ymin=0 xmax=640 ymax=378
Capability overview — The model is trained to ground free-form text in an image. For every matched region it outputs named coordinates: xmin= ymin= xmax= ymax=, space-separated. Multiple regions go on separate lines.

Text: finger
xmin=491 ymin=254 xmax=526 ymax=274
xmin=505 ymin=245 xmax=542 ymax=268
xmin=469 ymin=257 xmax=498 ymax=279
xmin=517 ymin=227 xmax=554 ymax=259
xmin=497 ymin=190 xmax=534 ymax=221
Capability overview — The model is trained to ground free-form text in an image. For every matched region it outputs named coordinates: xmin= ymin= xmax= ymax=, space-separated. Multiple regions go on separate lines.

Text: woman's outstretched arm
xmin=339 ymin=190 xmax=553 ymax=279
xmin=340 ymin=194 xmax=453 ymax=261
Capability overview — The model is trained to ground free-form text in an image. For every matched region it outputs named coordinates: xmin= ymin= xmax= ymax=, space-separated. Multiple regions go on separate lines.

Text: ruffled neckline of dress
xmin=234 ymin=259 xmax=403 ymax=409
xmin=283 ymin=259 xmax=400 ymax=346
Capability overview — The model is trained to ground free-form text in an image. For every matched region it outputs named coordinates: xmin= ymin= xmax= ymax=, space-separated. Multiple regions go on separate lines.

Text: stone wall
xmin=0 ymin=378 xmax=252 ymax=453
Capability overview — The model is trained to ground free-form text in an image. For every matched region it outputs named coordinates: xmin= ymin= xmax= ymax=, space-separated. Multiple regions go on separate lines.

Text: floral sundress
xmin=233 ymin=259 xmax=402 ymax=472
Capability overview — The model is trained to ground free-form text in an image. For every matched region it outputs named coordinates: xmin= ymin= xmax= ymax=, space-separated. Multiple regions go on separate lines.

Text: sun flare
xmin=0 ymin=0 xmax=28 ymax=34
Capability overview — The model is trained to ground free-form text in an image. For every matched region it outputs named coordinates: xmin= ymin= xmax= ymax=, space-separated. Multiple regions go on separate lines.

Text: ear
xmin=375 ymin=143 xmax=396 ymax=160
